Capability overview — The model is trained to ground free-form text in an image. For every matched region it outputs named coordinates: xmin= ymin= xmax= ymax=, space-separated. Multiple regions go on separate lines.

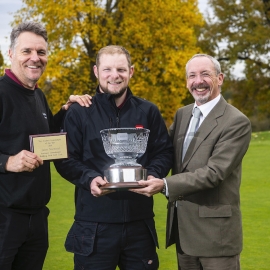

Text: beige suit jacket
xmin=166 ymin=96 xmax=251 ymax=257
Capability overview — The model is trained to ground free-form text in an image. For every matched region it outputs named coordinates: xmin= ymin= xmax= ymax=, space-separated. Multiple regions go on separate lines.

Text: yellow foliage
xmin=115 ymin=0 xmax=204 ymax=124
xmin=0 ymin=50 xmax=4 ymax=75
xmin=14 ymin=0 xmax=204 ymax=125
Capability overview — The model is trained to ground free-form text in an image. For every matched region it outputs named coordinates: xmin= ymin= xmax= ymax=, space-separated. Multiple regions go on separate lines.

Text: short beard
xmin=192 ymin=91 xmax=211 ymax=105
xmin=99 ymin=84 xmax=127 ymax=99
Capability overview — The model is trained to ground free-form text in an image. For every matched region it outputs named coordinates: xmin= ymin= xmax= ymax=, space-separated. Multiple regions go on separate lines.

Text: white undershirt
xmin=185 ymin=94 xmax=221 ymax=138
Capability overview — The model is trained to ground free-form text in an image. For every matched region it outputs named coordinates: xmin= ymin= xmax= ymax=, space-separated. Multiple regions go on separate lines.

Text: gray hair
xmin=185 ymin=54 xmax=222 ymax=77
xmin=10 ymin=21 xmax=48 ymax=51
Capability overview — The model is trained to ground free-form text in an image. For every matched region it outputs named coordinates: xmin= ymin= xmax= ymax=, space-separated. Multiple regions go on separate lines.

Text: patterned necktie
xmin=182 ymin=107 xmax=201 ymax=160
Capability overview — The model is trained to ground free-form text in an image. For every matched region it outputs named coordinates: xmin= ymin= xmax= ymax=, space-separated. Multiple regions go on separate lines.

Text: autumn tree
xmin=198 ymin=0 xmax=270 ymax=129
xmin=0 ymin=50 xmax=4 ymax=75
xmin=113 ymin=0 xmax=205 ymax=123
xmin=14 ymin=0 xmax=204 ymax=125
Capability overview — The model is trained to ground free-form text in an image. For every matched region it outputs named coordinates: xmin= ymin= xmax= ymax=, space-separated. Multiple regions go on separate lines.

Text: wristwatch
xmin=160 ymin=178 xmax=167 ymax=195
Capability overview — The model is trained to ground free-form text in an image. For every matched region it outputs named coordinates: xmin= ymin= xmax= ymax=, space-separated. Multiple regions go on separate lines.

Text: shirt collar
xmin=5 ymin=69 xmax=38 ymax=89
xmin=193 ymin=94 xmax=221 ymax=118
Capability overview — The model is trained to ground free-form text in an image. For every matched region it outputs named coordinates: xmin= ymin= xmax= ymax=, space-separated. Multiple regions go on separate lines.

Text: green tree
xmin=13 ymin=0 xmax=204 ymax=124
xmin=198 ymin=0 xmax=270 ymax=124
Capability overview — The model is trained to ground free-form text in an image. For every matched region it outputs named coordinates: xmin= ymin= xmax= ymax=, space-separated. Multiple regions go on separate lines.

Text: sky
xmin=0 ymin=0 xmax=209 ymax=64
xmin=0 ymin=0 xmax=23 ymax=62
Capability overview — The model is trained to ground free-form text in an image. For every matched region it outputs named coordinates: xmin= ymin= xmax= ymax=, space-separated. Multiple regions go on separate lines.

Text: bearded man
xmin=55 ymin=45 xmax=173 ymax=270
xmin=131 ymin=54 xmax=252 ymax=270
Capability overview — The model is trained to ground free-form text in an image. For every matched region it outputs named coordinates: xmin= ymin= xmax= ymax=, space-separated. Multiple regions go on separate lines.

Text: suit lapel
xmin=176 ymin=106 xmax=193 ymax=171
xmin=182 ymin=96 xmax=227 ymax=169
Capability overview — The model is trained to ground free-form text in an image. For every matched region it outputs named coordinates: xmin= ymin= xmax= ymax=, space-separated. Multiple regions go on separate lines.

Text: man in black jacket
xmin=55 ymin=45 xmax=173 ymax=270
xmin=0 ymin=21 xmax=91 ymax=270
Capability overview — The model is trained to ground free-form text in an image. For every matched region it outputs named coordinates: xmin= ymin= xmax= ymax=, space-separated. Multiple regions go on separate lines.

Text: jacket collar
xmin=95 ymin=86 xmax=133 ymax=108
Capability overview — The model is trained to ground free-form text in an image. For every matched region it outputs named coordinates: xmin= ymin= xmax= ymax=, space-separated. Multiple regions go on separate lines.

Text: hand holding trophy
xmin=100 ymin=128 xmax=150 ymax=190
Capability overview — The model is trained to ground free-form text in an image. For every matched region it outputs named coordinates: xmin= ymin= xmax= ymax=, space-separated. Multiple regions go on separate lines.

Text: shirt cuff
xmin=161 ymin=178 xmax=169 ymax=197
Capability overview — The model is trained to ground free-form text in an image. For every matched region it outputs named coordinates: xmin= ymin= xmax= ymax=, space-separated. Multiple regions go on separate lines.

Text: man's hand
xmin=129 ymin=178 xmax=164 ymax=197
xmin=62 ymin=94 xmax=92 ymax=110
xmin=90 ymin=176 xmax=115 ymax=197
xmin=5 ymin=150 xmax=43 ymax=173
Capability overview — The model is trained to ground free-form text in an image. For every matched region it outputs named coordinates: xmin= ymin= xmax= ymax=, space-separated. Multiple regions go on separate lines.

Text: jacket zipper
xmin=116 ymin=112 xmax=120 ymax=128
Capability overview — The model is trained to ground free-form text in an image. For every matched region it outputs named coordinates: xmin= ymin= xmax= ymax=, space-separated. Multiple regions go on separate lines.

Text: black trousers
xmin=65 ymin=219 xmax=159 ymax=270
xmin=0 ymin=206 xmax=49 ymax=270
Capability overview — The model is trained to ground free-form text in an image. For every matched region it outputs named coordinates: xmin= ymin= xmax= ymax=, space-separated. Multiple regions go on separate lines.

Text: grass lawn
xmin=43 ymin=131 xmax=270 ymax=269
xmin=240 ymin=131 xmax=270 ymax=270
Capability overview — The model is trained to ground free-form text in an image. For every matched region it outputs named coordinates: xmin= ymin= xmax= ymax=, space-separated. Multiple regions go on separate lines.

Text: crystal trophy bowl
xmin=100 ymin=128 xmax=150 ymax=189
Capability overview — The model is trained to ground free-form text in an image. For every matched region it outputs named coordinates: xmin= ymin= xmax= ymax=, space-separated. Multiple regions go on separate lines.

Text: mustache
xmin=191 ymin=83 xmax=209 ymax=91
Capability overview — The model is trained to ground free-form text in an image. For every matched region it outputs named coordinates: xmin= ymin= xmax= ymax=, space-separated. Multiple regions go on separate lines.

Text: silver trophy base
xmin=102 ymin=166 xmax=147 ymax=189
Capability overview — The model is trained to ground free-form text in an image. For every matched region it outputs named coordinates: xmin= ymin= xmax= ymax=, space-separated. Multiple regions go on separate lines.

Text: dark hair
xmin=96 ymin=45 xmax=132 ymax=68
xmin=10 ymin=21 xmax=48 ymax=50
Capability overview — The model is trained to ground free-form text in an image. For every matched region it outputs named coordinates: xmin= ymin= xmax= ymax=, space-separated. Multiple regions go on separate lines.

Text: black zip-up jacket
xmin=0 ymin=74 xmax=65 ymax=213
xmin=55 ymin=87 xmax=173 ymax=223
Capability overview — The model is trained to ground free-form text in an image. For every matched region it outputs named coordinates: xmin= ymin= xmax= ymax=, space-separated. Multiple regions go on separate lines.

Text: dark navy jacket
xmin=55 ymin=87 xmax=173 ymax=223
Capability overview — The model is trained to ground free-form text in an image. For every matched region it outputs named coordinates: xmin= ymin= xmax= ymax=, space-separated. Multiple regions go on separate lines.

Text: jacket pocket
xmin=199 ymin=204 xmax=232 ymax=218
xmin=65 ymin=221 xmax=98 ymax=256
